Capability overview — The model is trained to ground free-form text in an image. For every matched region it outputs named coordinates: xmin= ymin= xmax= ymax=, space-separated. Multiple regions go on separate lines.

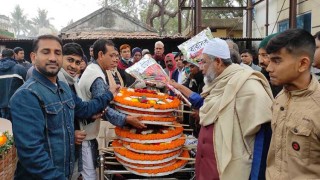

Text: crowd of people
xmin=0 ymin=28 xmax=320 ymax=180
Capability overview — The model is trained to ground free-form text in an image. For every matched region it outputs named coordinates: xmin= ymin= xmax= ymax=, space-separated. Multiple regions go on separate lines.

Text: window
xmin=278 ymin=12 xmax=311 ymax=33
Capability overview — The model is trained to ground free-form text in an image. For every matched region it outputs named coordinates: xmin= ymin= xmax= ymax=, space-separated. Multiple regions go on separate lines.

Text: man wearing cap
xmin=258 ymin=33 xmax=282 ymax=97
xmin=196 ymin=38 xmax=273 ymax=179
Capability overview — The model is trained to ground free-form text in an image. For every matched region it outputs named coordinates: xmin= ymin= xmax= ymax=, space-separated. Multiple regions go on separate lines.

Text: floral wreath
xmin=112 ymin=140 xmax=181 ymax=161
xmin=124 ymin=150 xmax=189 ymax=176
xmin=122 ymin=136 xmax=185 ymax=152
xmin=115 ymin=126 xmax=183 ymax=141
xmin=114 ymin=88 xmax=180 ymax=110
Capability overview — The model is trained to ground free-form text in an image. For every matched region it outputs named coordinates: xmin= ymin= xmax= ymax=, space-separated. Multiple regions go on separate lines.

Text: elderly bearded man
xmin=196 ymin=38 xmax=273 ymax=179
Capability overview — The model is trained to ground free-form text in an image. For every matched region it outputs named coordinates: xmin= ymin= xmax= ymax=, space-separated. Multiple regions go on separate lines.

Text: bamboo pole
xmin=175 ymin=109 xmax=194 ymax=114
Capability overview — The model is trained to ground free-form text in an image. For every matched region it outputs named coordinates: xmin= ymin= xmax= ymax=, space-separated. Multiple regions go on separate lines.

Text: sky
xmin=1 ymin=0 xmax=102 ymax=31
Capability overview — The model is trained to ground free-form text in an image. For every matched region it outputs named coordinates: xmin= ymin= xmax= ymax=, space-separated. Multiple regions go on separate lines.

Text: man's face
xmin=32 ymin=39 xmax=62 ymax=78
xmin=111 ymin=50 xmax=120 ymax=69
xmin=189 ymin=64 xmax=199 ymax=75
xmin=98 ymin=45 xmax=117 ymax=71
xmin=165 ymin=56 xmax=173 ymax=69
xmin=120 ymin=47 xmax=131 ymax=60
xmin=175 ymin=56 xmax=184 ymax=69
xmin=258 ymin=48 xmax=270 ymax=70
xmin=15 ymin=50 xmax=25 ymax=60
xmin=241 ymin=52 xmax=253 ymax=65
xmin=313 ymin=38 xmax=320 ymax=69
xmin=62 ymin=54 xmax=82 ymax=77
xmin=89 ymin=47 xmax=94 ymax=57
xmin=267 ymin=48 xmax=301 ymax=86
xmin=200 ymin=54 xmax=217 ymax=83
xmin=154 ymin=44 xmax=164 ymax=57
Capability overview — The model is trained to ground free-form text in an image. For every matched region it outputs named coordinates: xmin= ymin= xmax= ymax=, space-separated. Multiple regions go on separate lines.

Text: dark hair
xmin=314 ymin=31 xmax=320 ymax=40
xmin=241 ymin=49 xmax=253 ymax=56
xmin=90 ymin=45 xmax=93 ymax=49
xmin=13 ymin=47 xmax=24 ymax=54
xmin=1 ymin=48 xmax=14 ymax=58
xmin=63 ymin=42 xmax=84 ymax=57
xmin=230 ymin=49 xmax=241 ymax=64
xmin=174 ymin=52 xmax=181 ymax=59
xmin=32 ymin=34 xmax=63 ymax=52
xmin=266 ymin=29 xmax=315 ymax=62
xmin=92 ymin=39 xmax=114 ymax=60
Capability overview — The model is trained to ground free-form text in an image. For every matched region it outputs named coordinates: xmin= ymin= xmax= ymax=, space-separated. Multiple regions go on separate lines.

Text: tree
xmin=31 ymin=8 xmax=58 ymax=36
xmin=135 ymin=0 xmax=179 ymax=35
xmin=102 ymin=0 xmax=146 ymax=20
xmin=10 ymin=5 xmax=29 ymax=38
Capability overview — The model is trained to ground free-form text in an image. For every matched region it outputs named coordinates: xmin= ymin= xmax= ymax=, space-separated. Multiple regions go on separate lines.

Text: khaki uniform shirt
xmin=266 ymin=76 xmax=320 ymax=180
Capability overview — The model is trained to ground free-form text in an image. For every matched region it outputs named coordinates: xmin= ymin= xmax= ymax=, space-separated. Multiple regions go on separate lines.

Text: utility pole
xmin=289 ymin=0 xmax=297 ymax=28
xmin=195 ymin=0 xmax=202 ymax=35
xmin=246 ymin=0 xmax=253 ymax=38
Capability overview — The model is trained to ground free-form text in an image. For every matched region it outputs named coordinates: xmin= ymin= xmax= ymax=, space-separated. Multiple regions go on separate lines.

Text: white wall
xmin=244 ymin=0 xmax=320 ymax=38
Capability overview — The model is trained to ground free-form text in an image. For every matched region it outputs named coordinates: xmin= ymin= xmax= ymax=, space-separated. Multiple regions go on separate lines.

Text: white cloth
xmin=78 ymin=63 xmax=106 ymax=140
xmin=203 ymin=38 xmax=230 ymax=59
xmin=177 ymin=68 xmax=186 ymax=84
xmin=81 ymin=141 xmax=97 ymax=180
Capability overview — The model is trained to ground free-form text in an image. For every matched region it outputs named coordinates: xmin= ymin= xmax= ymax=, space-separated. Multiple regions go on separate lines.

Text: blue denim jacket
xmin=10 ymin=69 xmax=113 ymax=180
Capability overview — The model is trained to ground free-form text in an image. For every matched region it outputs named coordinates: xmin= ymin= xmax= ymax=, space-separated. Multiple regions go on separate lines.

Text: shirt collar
xmin=32 ymin=68 xmax=64 ymax=94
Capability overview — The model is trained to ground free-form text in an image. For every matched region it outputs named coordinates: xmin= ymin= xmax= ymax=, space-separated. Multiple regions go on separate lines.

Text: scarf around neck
xmin=106 ymin=68 xmax=124 ymax=88
xmin=60 ymin=68 xmax=84 ymax=99
xmin=199 ymin=63 xmax=272 ymax=174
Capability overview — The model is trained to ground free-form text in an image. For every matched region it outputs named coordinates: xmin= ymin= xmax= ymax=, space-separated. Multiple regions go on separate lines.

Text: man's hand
xmin=109 ymin=84 xmax=121 ymax=97
xmin=125 ymin=115 xmax=146 ymax=129
xmin=191 ymin=109 xmax=200 ymax=124
xmin=75 ymin=130 xmax=87 ymax=145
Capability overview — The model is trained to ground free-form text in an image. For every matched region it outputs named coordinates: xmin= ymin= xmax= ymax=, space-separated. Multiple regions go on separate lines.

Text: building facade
xmin=244 ymin=0 xmax=320 ymax=38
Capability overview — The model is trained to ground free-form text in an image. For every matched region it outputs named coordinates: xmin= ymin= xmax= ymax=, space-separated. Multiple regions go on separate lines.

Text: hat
xmin=203 ymin=38 xmax=230 ymax=59
xmin=258 ymin=33 xmax=279 ymax=50
xmin=142 ymin=49 xmax=150 ymax=56
xmin=132 ymin=47 xmax=142 ymax=57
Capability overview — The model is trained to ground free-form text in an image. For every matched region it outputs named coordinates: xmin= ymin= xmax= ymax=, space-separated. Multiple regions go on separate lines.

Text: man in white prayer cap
xmin=195 ymin=38 xmax=273 ymax=179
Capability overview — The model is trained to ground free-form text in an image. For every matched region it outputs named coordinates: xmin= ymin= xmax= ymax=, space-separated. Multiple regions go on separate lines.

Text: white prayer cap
xmin=203 ymin=38 xmax=230 ymax=59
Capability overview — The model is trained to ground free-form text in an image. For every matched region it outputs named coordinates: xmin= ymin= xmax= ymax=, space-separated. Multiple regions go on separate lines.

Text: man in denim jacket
xmin=10 ymin=35 xmax=116 ymax=179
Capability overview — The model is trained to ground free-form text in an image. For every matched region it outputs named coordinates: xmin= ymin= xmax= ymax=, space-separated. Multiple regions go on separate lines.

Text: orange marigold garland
xmin=112 ymin=140 xmax=182 ymax=164
xmin=115 ymin=126 xmax=183 ymax=143
xmin=122 ymin=136 xmax=185 ymax=154
xmin=114 ymin=88 xmax=180 ymax=110
xmin=123 ymin=150 xmax=190 ymax=177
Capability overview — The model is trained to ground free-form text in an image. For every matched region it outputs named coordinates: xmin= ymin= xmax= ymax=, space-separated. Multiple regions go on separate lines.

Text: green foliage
xmin=0 ymin=131 xmax=14 ymax=156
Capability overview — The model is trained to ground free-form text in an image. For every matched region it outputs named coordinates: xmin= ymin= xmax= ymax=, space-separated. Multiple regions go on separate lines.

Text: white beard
xmin=204 ymin=64 xmax=216 ymax=84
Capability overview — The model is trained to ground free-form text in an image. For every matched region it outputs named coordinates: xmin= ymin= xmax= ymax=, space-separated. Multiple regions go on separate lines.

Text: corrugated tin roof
xmin=61 ymin=31 xmax=188 ymax=40
xmin=0 ymin=35 xmax=263 ymax=42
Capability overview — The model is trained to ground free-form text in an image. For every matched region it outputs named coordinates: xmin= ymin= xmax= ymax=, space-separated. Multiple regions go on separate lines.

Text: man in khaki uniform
xmin=265 ymin=29 xmax=320 ymax=179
